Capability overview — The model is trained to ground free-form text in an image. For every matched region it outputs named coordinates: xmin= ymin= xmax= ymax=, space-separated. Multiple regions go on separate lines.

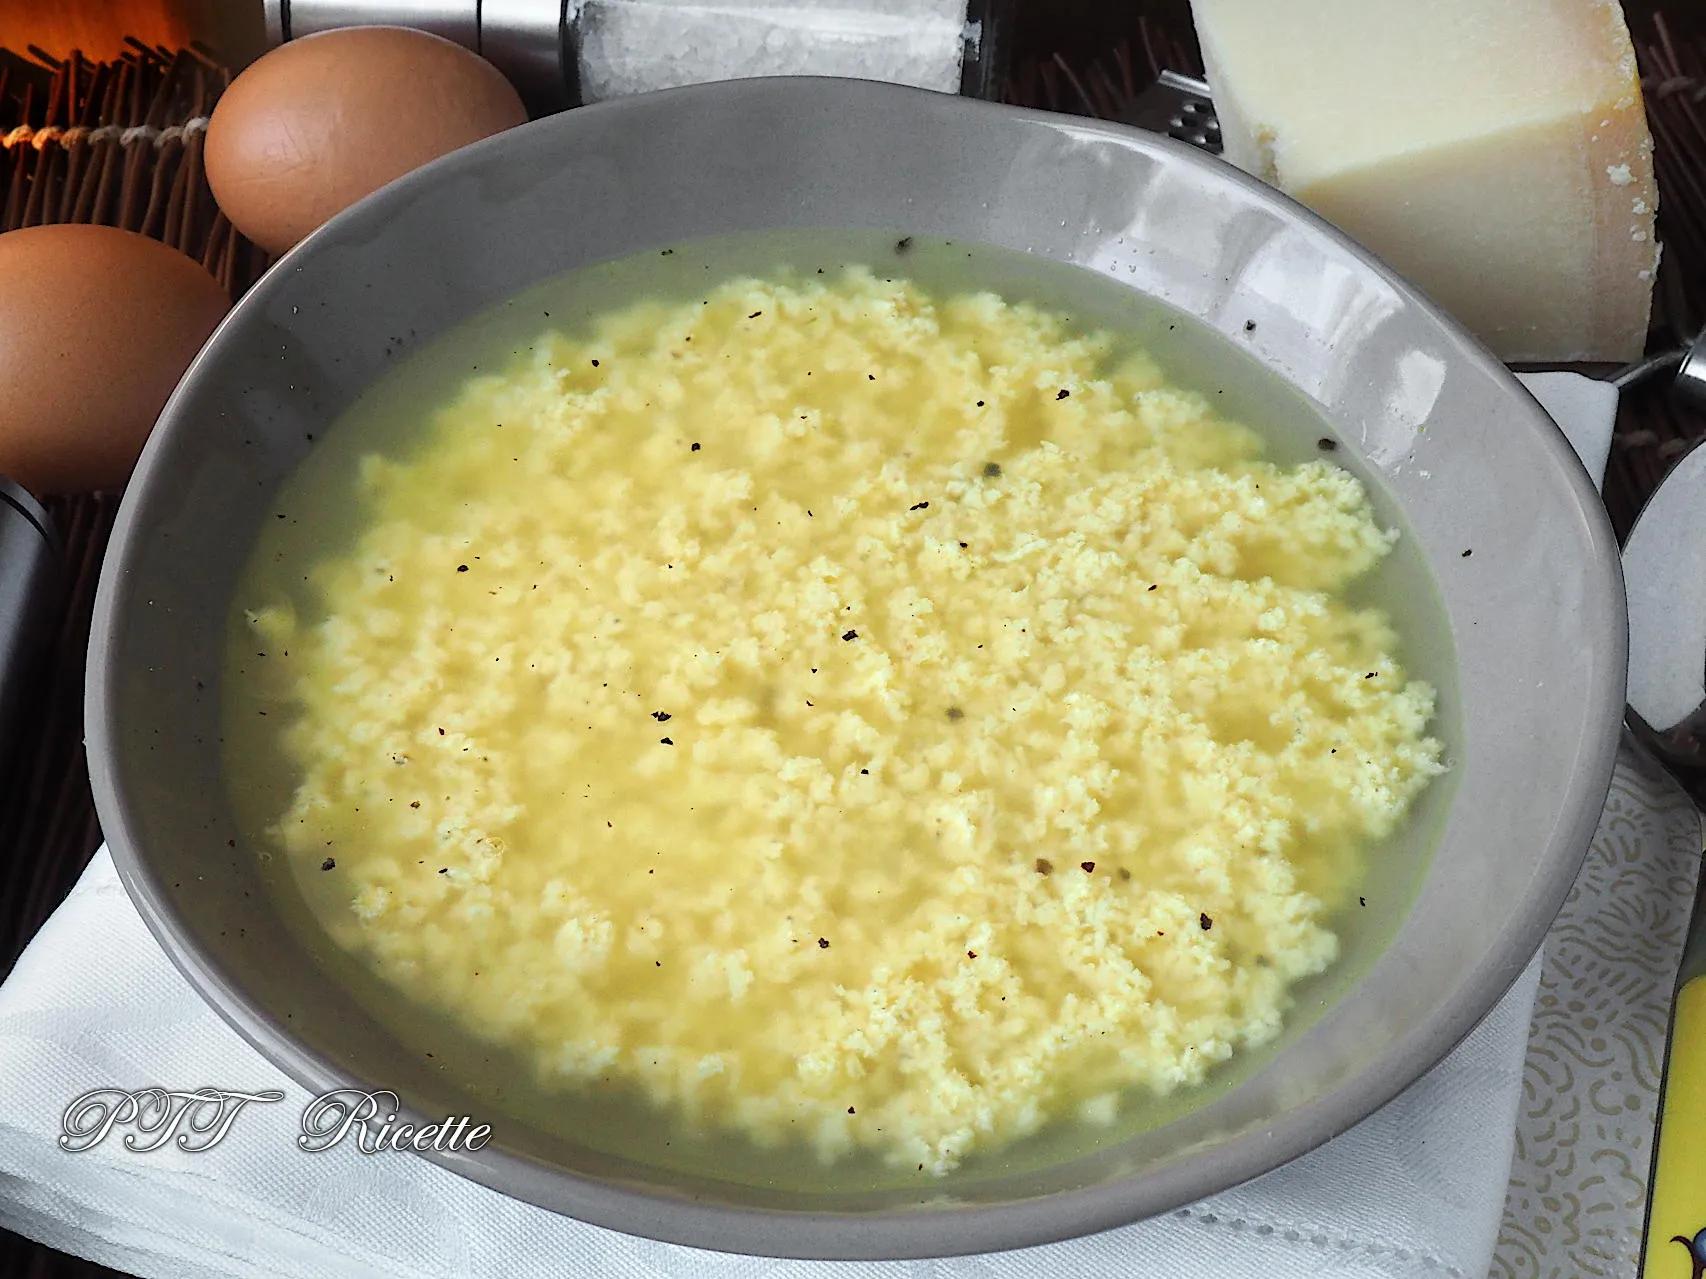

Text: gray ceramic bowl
xmin=87 ymin=77 xmax=1624 ymax=1257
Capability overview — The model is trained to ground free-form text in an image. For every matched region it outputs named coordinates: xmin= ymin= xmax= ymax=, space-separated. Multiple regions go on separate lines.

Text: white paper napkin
xmin=0 ymin=373 xmax=1618 ymax=1279
xmin=0 ymin=847 xmax=1542 ymax=1279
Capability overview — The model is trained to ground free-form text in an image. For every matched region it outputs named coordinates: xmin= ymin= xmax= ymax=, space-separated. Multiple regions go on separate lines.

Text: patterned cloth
xmin=1496 ymin=747 xmax=1703 ymax=1278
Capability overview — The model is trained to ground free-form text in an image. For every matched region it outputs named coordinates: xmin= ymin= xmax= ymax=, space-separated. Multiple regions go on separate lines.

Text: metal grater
xmin=1121 ymin=69 xmax=1222 ymax=154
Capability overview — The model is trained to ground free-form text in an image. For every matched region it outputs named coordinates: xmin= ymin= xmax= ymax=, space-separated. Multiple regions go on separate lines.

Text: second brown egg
xmin=206 ymin=26 xmax=527 ymax=257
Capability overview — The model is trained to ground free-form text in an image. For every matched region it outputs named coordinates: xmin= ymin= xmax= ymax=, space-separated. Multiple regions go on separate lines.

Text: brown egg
xmin=206 ymin=27 xmax=526 ymax=256
xmin=0 ymin=225 xmax=229 ymax=495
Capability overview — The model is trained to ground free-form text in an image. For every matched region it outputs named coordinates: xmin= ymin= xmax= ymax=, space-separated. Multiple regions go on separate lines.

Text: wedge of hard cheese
xmin=1190 ymin=0 xmax=1659 ymax=362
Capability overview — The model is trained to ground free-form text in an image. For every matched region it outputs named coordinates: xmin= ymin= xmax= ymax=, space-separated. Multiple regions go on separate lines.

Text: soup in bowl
xmin=88 ymin=77 xmax=1623 ymax=1257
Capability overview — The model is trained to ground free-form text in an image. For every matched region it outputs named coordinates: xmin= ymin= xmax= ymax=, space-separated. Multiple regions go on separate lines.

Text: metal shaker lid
xmin=267 ymin=0 xmax=480 ymax=48
xmin=264 ymin=0 xmax=574 ymax=113
xmin=481 ymin=0 xmax=576 ymax=113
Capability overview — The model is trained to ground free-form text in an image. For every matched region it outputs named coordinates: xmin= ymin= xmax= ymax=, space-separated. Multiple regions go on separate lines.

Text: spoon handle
xmin=1640 ymin=965 xmax=1706 ymax=1277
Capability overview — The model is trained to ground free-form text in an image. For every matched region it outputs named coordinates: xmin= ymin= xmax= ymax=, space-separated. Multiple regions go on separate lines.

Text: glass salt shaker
xmin=266 ymin=0 xmax=1005 ymax=114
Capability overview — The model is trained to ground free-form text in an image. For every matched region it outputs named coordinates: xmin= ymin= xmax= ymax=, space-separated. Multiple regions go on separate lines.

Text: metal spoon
xmin=1616 ymin=327 xmax=1706 ymax=1277
xmin=1621 ymin=327 xmax=1706 ymax=793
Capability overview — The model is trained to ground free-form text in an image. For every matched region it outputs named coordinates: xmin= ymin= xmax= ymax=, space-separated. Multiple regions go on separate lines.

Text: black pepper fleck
xmin=1244 ymin=319 xmax=1257 ymax=332
xmin=691 ymin=442 xmax=700 ymax=451
xmin=457 ymin=564 xmax=468 ymax=572
xmin=895 ymin=236 xmax=913 ymax=253
xmin=1359 ymin=897 xmax=1367 ymax=907
xmin=651 ymin=711 xmax=672 ymax=722
xmin=842 ymin=629 xmax=858 ymax=641
xmin=1081 ymin=861 xmax=1095 ymax=873
xmin=1317 ymin=437 xmax=1339 ymax=452
xmin=818 ymin=937 xmax=830 ymax=949
xmin=659 ymin=737 xmax=674 ymax=746
xmin=320 ymin=858 xmax=335 ymax=871
xmin=748 ymin=311 xmax=762 ymax=319
xmin=1056 ymin=389 xmax=1070 ymax=400
xmin=909 ymin=501 xmax=930 ymax=511
xmin=983 ymin=461 xmax=1001 ymax=477
xmin=1461 ymin=549 xmax=1473 ymax=558
xmin=1200 ymin=913 xmax=1213 ymax=930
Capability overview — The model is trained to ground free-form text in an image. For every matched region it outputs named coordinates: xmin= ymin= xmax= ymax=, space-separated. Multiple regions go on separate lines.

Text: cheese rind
xmin=1191 ymin=0 xmax=1659 ymax=362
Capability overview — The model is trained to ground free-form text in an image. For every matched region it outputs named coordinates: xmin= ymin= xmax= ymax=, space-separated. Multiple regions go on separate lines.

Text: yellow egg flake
xmin=248 ymin=268 xmax=1443 ymax=1174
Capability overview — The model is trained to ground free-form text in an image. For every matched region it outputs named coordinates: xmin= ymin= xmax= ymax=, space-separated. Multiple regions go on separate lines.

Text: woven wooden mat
xmin=3 ymin=8 xmax=1705 ymax=1275
xmin=0 ymin=42 xmax=269 ymax=984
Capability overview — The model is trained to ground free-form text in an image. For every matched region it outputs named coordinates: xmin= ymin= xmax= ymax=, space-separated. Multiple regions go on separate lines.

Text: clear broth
xmin=223 ymin=228 xmax=1460 ymax=1192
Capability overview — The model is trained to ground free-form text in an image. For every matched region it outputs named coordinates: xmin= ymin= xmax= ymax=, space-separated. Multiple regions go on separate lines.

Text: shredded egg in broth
xmin=234 ymin=264 xmax=1444 ymax=1176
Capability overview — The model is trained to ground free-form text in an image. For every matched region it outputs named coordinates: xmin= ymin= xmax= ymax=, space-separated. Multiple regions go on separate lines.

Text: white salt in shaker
xmin=266 ymin=0 xmax=1003 ymax=113
xmin=575 ymin=0 xmax=992 ymax=102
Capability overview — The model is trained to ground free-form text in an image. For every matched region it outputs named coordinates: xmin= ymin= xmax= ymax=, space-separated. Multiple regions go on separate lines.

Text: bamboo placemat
xmin=3 ymin=7 xmax=1706 ymax=1276
xmin=0 ymin=40 xmax=269 ymax=979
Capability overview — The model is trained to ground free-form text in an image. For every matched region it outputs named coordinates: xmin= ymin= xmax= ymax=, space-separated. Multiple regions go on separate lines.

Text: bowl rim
xmin=86 ymin=74 xmax=1627 ymax=1259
